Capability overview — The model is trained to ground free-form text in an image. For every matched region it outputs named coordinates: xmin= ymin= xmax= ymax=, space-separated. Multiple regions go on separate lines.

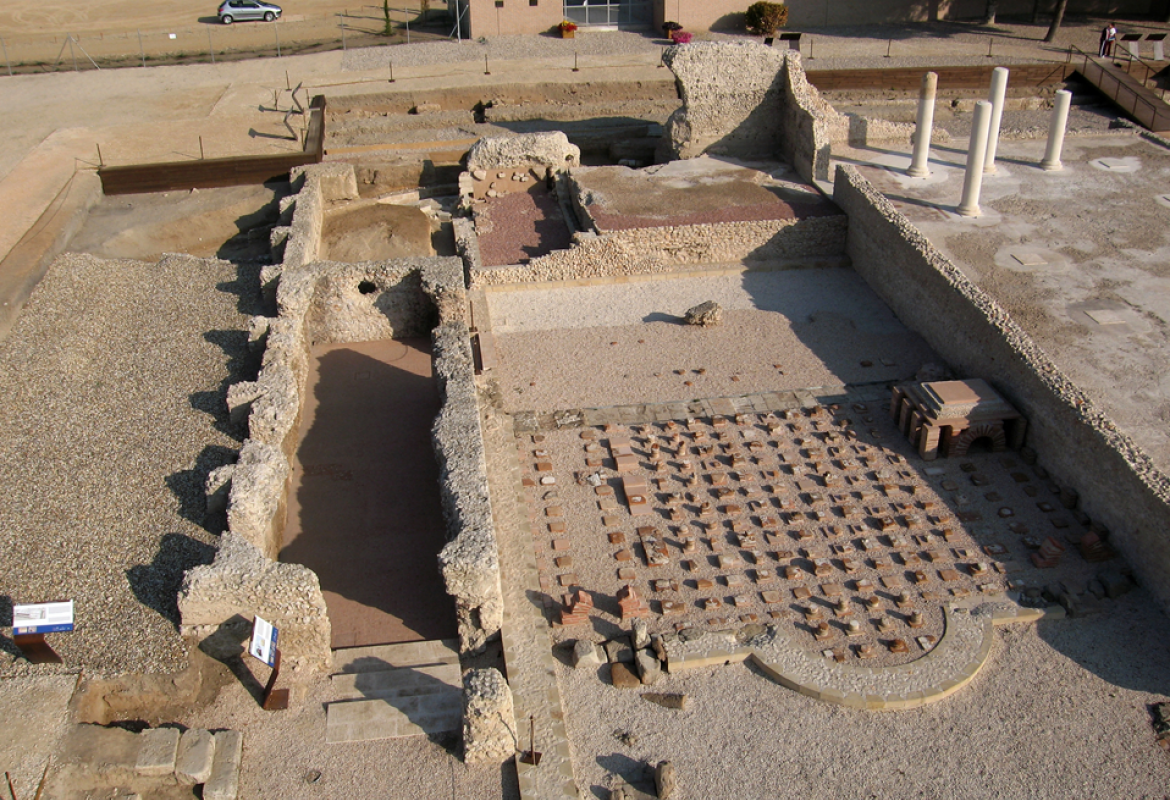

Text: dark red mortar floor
xmin=474 ymin=183 xmax=572 ymax=267
xmin=280 ymin=338 xmax=457 ymax=649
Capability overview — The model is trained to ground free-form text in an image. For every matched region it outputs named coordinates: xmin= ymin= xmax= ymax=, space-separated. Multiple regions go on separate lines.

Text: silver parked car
xmin=218 ymin=0 xmax=282 ymax=24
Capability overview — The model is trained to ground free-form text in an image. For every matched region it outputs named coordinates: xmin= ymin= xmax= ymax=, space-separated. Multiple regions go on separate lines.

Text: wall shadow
xmin=126 ymin=532 xmax=217 ymax=629
xmin=166 ymin=443 xmax=239 ymax=532
xmin=281 ymin=341 xmax=457 ymax=648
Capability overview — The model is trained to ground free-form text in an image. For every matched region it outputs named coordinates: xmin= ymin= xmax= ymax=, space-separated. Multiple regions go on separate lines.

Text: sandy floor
xmin=486 ymin=269 xmax=939 ymax=414
xmin=282 ymin=339 xmax=456 ymax=649
xmin=557 ymin=591 xmax=1170 ymax=799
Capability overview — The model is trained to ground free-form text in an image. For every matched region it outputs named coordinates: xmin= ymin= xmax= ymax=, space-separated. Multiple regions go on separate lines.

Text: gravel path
xmin=557 ymin=590 xmax=1170 ymax=799
xmin=341 ymin=31 xmax=662 ymax=72
xmin=0 ymin=252 xmax=259 ymax=676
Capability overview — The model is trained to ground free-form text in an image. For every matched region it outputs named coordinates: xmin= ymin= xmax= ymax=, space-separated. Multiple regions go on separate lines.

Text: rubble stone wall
xmin=834 ymin=165 xmax=1170 ymax=609
xmin=469 ymin=215 xmax=847 ymax=287
xmin=182 ymin=161 xmax=496 ymax=671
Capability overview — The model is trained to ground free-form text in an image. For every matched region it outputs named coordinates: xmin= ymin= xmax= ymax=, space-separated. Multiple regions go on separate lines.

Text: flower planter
xmin=561 ymin=29 xmax=575 ymax=38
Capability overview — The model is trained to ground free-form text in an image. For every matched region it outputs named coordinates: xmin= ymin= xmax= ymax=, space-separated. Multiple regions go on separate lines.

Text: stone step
xmin=331 ymin=661 xmax=462 ymax=702
xmin=331 ymin=638 xmax=460 ymax=674
xmin=325 ymin=692 xmax=463 ymax=743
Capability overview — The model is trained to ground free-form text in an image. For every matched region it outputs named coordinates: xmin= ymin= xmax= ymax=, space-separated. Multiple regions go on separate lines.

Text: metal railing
xmin=1066 ymin=44 xmax=1169 ymax=132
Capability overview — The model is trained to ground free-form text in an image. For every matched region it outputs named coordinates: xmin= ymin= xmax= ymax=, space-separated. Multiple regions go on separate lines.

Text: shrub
xmin=744 ymin=1 xmax=788 ymax=36
xmin=674 ymin=31 xmax=693 ymax=44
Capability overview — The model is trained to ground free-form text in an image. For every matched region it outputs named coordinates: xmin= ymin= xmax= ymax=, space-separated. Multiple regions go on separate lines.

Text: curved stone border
xmin=664 ymin=605 xmax=994 ymax=711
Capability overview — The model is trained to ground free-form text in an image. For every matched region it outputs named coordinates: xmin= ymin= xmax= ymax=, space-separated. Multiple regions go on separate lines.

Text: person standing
xmin=1100 ymin=22 xmax=1117 ymax=57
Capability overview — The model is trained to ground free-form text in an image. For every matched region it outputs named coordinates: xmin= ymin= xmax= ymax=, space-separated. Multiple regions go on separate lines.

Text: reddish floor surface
xmin=474 ymin=184 xmax=572 ymax=267
xmin=280 ymin=338 xmax=457 ymax=649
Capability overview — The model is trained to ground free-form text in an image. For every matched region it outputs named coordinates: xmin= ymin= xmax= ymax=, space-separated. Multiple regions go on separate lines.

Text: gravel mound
xmin=0 ymin=252 xmax=260 ymax=676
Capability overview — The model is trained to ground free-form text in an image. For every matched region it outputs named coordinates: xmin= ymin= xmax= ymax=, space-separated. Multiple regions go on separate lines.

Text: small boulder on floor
xmin=684 ymin=301 xmax=723 ymax=327
xmin=572 ymin=639 xmax=601 ymax=669
xmin=611 ymin=663 xmax=641 ymax=689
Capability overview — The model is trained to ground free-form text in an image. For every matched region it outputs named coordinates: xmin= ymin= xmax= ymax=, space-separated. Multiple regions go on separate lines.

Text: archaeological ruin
xmin=5 ymin=26 xmax=1170 ymax=800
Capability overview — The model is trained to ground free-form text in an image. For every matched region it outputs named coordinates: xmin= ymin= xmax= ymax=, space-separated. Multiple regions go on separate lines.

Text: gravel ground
xmin=178 ymin=669 xmax=519 ymax=800
xmin=0 ymin=252 xmax=259 ymax=676
xmin=341 ymin=31 xmax=663 ymax=72
xmin=486 ymin=269 xmax=937 ymax=414
xmin=557 ymin=589 xmax=1170 ymax=799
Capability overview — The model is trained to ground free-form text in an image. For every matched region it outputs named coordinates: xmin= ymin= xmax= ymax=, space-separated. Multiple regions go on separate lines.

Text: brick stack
xmin=1077 ymin=530 xmax=1115 ymax=562
xmin=618 ymin=585 xmax=650 ymax=620
xmin=560 ymin=590 xmax=594 ymax=625
xmin=1030 ymin=536 xmax=1066 ymax=568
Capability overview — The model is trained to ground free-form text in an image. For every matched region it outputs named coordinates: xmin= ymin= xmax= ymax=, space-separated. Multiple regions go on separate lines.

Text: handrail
xmin=1067 ymin=44 xmax=1163 ymax=127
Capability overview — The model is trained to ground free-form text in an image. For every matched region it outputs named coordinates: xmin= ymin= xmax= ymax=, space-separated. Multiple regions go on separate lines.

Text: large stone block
xmin=175 ymin=729 xmax=216 ymax=785
xmin=462 ymin=668 xmax=516 ymax=763
xmin=135 ymin=727 xmax=180 ymax=777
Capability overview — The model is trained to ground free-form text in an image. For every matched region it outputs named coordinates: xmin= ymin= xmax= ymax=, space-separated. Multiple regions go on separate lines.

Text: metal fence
xmin=0 ymin=3 xmax=461 ymax=75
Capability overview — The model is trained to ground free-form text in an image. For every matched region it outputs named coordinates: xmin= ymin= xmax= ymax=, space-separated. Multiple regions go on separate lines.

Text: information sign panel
xmin=248 ymin=615 xmax=279 ymax=667
xmin=13 ymin=601 xmax=74 ymax=635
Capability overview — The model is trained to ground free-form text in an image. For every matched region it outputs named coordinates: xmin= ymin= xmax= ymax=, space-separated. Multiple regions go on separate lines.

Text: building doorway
xmin=563 ymin=0 xmax=652 ymax=29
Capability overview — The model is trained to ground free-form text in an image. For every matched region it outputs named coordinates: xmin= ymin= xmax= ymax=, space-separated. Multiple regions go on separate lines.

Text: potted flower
xmin=673 ymin=30 xmax=693 ymax=44
xmin=558 ymin=20 xmax=578 ymax=39
xmin=662 ymin=21 xmax=682 ymax=41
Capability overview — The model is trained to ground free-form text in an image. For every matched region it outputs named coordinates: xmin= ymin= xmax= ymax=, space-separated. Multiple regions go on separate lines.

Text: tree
xmin=983 ymin=0 xmax=998 ymax=25
xmin=1044 ymin=0 xmax=1069 ymax=42
xmin=383 ymin=0 xmax=392 ymax=36
xmin=745 ymin=1 xmax=789 ymax=36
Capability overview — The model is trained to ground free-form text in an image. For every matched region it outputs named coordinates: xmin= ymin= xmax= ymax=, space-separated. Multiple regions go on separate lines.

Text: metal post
xmin=958 ymin=100 xmax=993 ymax=217
xmin=340 ymin=15 xmax=346 ymax=50
xmin=138 ymin=29 xmax=145 ymax=67
xmin=208 ymin=26 xmax=215 ymax=63
xmin=987 ymin=36 xmax=994 ymax=57
xmin=405 ymin=15 xmax=410 ymax=45
xmin=389 ymin=59 xmax=395 ymax=82
xmin=97 ymin=143 xmax=104 ymax=167
xmin=1 ymin=37 xmax=12 ymax=76
xmin=275 ymin=22 xmax=281 ymax=58
xmin=885 ymin=39 xmax=892 ymax=58
xmin=808 ymin=36 xmax=814 ymax=60
xmin=983 ymin=66 xmax=1008 ymax=173
xmin=1041 ymin=89 xmax=1072 ymax=170
xmin=573 ymin=51 xmax=579 ymax=72
xmin=68 ymin=36 xmax=78 ymax=72
xmin=908 ymin=71 xmax=938 ymax=178
xmin=199 ymin=136 xmax=205 ymax=159
xmin=484 ymin=54 xmax=490 ymax=75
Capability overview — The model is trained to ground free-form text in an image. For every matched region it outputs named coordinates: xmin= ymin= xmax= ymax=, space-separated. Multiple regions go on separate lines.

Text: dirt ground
xmin=0 ymin=0 xmax=444 ymax=67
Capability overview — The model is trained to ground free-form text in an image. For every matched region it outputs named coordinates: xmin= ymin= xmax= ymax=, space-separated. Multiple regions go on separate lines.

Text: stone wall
xmin=182 ymin=162 xmax=500 ymax=671
xmin=433 ymin=321 xmax=504 ymax=654
xmin=834 ymin=164 xmax=1170 ymax=610
xmin=469 ymin=214 xmax=847 ymax=287
xmin=660 ymin=42 xmax=944 ymax=184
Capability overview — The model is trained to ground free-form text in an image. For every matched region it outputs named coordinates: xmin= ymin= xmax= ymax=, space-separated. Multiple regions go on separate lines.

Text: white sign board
xmin=248 ymin=615 xmax=279 ymax=667
xmin=13 ymin=601 xmax=74 ymax=635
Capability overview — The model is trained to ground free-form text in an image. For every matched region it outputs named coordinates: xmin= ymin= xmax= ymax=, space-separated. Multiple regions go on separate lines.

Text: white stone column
xmin=983 ymin=66 xmax=1009 ymax=174
xmin=958 ymin=100 xmax=993 ymax=218
xmin=1040 ymin=89 xmax=1073 ymax=171
xmin=908 ymin=71 xmax=938 ymax=178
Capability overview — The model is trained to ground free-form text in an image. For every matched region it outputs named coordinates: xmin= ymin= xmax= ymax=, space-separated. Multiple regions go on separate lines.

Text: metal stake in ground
xmin=389 ymin=59 xmax=395 ymax=82
xmin=275 ymin=22 xmax=281 ymax=58
xmin=137 ymin=29 xmax=145 ymax=67
xmin=983 ymin=66 xmax=1009 ymax=173
xmin=907 ymin=71 xmax=938 ymax=178
xmin=573 ymin=51 xmax=579 ymax=72
xmin=519 ymin=715 xmax=542 ymax=765
xmin=1040 ymin=89 xmax=1073 ymax=170
xmin=958 ymin=100 xmax=993 ymax=217
xmin=484 ymin=54 xmax=490 ymax=75
xmin=68 ymin=35 xmax=78 ymax=72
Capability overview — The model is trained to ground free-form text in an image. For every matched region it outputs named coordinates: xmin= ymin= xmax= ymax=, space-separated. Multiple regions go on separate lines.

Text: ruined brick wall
xmin=468 ymin=215 xmax=848 ymax=287
xmin=834 ymin=165 xmax=1170 ymax=609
